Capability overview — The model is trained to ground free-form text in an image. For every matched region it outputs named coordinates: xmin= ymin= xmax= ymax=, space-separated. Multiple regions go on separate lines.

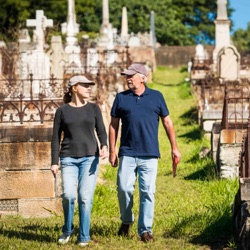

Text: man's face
xmin=126 ymin=73 xmax=143 ymax=90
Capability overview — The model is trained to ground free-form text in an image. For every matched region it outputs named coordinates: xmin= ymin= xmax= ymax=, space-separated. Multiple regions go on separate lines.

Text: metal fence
xmin=221 ymin=79 xmax=250 ymax=130
xmin=239 ymin=120 xmax=250 ymax=178
xmin=0 ymin=46 xmax=131 ymax=124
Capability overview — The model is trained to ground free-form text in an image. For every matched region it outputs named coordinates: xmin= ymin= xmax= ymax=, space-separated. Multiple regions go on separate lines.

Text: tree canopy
xmin=0 ymin=0 xmax=239 ymax=46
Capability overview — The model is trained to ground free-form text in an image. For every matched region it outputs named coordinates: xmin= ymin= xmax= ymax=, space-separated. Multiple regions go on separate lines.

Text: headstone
xmin=61 ymin=0 xmax=79 ymax=36
xmin=99 ymin=0 xmax=114 ymax=49
xmin=128 ymin=35 xmax=141 ymax=47
xmin=218 ymin=45 xmax=240 ymax=80
xmin=213 ymin=0 xmax=231 ymax=65
xmin=105 ymin=50 xmax=117 ymax=65
xmin=18 ymin=29 xmax=31 ymax=44
xmin=61 ymin=0 xmax=82 ymax=73
xmin=195 ymin=44 xmax=205 ymax=63
xmin=26 ymin=10 xmax=53 ymax=51
xmin=50 ymin=36 xmax=66 ymax=79
xmin=22 ymin=10 xmax=53 ymax=96
xmin=86 ymin=48 xmax=99 ymax=74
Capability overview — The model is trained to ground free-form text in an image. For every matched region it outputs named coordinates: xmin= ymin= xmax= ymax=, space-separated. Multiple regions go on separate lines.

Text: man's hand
xmin=109 ymin=152 xmax=118 ymax=167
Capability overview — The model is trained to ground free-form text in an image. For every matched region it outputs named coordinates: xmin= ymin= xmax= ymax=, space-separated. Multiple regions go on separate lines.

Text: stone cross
xmin=27 ymin=10 xmax=53 ymax=51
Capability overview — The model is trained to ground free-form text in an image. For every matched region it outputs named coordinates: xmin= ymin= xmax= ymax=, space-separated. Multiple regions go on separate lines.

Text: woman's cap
xmin=68 ymin=75 xmax=95 ymax=88
xmin=121 ymin=63 xmax=148 ymax=77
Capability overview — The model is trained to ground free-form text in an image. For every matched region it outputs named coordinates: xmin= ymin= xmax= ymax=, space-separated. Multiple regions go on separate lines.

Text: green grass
xmin=0 ymin=66 xmax=239 ymax=249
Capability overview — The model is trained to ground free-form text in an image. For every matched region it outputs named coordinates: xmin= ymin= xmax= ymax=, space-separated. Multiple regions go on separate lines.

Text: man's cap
xmin=121 ymin=63 xmax=148 ymax=77
xmin=68 ymin=75 xmax=95 ymax=88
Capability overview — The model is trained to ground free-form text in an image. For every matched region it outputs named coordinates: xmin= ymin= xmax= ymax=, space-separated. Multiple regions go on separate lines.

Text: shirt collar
xmin=128 ymin=86 xmax=150 ymax=96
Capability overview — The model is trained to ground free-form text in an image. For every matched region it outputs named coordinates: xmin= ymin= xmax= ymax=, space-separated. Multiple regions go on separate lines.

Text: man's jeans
xmin=60 ymin=156 xmax=99 ymax=243
xmin=117 ymin=156 xmax=158 ymax=236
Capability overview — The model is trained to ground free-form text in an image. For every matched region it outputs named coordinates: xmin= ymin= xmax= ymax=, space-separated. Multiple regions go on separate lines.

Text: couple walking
xmin=51 ymin=63 xmax=181 ymax=246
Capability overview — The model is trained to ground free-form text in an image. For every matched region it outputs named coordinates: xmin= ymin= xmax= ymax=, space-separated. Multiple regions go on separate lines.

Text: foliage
xmin=0 ymin=0 xmax=236 ymax=45
xmin=232 ymin=22 xmax=250 ymax=53
xmin=0 ymin=67 xmax=239 ymax=249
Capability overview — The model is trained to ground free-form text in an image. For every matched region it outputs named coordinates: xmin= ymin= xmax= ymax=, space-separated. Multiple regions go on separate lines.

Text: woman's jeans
xmin=60 ymin=156 xmax=99 ymax=243
xmin=117 ymin=156 xmax=158 ymax=236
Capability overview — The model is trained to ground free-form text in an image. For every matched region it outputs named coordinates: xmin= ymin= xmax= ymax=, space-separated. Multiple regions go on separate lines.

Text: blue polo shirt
xmin=111 ymin=87 xmax=169 ymax=158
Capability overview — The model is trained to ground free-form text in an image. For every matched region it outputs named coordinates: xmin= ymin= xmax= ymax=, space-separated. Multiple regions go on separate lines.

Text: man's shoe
xmin=78 ymin=242 xmax=89 ymax=247
xmin=58 ymin=233 xmax=71 ymax=244
xmin=141 ymin=232 xmax=154 ymax=242
xmin=118 ymin=223 xmax=132 ymax=236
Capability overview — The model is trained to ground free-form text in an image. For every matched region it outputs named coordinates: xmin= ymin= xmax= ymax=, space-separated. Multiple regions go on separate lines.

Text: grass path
xmin=0 ymin=67 xmax=239 ymax=250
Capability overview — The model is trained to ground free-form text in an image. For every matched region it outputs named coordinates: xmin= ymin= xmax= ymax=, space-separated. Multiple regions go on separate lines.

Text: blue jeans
xmin=117 ymin=156 xmax=158 ymax=236
xmin=60 ymin=156 xmax=99 ymax=243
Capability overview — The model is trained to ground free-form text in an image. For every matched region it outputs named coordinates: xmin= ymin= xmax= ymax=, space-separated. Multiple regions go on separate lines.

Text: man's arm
xmin=161 ymin=115 xmax=181 ymax=162
xmin=109 ymin=117 xmax=120 ymax=167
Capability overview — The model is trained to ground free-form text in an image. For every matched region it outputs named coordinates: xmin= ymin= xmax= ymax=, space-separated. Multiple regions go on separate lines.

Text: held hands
xmin=109 ymin=151 xmax=118 ymax=168
xmin=100 ymin=145 xmax=109 ymax=159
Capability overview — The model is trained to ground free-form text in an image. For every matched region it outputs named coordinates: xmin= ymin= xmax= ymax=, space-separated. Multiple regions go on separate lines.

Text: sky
xmin=230 ymin=0 xmax=250 ymax=32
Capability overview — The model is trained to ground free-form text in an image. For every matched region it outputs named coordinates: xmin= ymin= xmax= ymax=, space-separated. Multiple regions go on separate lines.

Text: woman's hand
xmin=51 ymin=164 xmax=59 ymax=177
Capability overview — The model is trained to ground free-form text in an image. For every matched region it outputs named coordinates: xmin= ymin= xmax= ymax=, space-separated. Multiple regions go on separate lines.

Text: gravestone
xmin=128 ymin=35 xmax=141 ymax=47
xmin=50 ymin=36 xmax=66 ymax=79
xmin=218 ymin=45 xmax=240 ymax=80
xmin=26 ymin=10 xmax=53 ymax=52
xmin=19 ymin=10 xmax=53 ymax=97
xmin=61 ymin=0 xmax=82 ymax=74
xmin=87 ymin=48 xmax=99 ymax=74
xmin=213 ymin=0 xmax=231 ymax=66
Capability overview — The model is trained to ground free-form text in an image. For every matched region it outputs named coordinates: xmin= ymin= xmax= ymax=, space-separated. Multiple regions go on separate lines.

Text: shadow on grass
xmin=0 ymin=224 xmax=60 ymax=243
xmin=184 ymin=157 xmax=217 ymax=181
xmin=189 ymin=214 xmax=236 ymax=250
xmin=179 ymin=127 xmax=203 ymax=141
xmin=163 ymin=212 xmax=236 ymax=250
xmin=180 ymin=106 xmax=199 ymax=126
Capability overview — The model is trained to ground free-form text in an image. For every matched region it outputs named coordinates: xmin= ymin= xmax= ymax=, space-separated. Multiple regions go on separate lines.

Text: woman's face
xmin=73 ymin=83 xmax=92 ymax=99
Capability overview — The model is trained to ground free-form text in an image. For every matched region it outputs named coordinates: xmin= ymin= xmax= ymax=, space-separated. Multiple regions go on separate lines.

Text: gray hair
xmin=138 ymin=73 xmax=148 ymax=84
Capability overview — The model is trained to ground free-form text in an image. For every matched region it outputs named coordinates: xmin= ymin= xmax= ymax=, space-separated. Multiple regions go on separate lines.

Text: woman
xmin=51 ymin=75 xmax=108 ymax=247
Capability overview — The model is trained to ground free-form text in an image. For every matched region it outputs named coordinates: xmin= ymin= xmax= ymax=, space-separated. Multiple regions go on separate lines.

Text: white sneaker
xmin=58 ymin=233 xmax=71 ymax=244
xmin=78 ymin=242 xmax=89 ymax=247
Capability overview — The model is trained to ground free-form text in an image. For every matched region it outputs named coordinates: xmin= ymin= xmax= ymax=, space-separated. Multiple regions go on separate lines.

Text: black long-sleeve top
xmin=51 ymin=103 xmax=108 ymax=165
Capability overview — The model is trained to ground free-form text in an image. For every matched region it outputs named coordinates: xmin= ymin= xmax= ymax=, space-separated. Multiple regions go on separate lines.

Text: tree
xmin=232 ymin=22 xmax=250 ymax=53
xmin=0 ymin=0 xmax=234 ymax=46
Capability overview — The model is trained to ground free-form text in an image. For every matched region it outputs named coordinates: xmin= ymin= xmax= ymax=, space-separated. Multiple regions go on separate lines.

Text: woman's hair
xmin=63 ymin=88 xmax=72 ymax=103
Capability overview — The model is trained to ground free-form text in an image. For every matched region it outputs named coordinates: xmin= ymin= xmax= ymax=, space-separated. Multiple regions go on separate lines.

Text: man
xmin=109 ymin=63 xmax=181 ymax=242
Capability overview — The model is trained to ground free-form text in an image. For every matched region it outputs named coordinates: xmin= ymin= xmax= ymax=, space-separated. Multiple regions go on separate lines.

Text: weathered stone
xmin=203 ymin=120 xmax=216 ymax=132
xmin=0 ymin=171 xmax=55 ymax=199
xmin=0 ymin=125 xmax=53 ymax=142
xmin=240 ymin=178 xmax=250 ymax=201
xmin=236 ymin=130 xmax=247 ymax=144
xmin=219 ymin=144 xmax=241 ymax=178
xmin=220 ymin=129 xmax=235 ymax=144
xmin=18 ymin=198 xmax=63 ymax=218
xmin=0 ymin=142 xmax=51 ymax=170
